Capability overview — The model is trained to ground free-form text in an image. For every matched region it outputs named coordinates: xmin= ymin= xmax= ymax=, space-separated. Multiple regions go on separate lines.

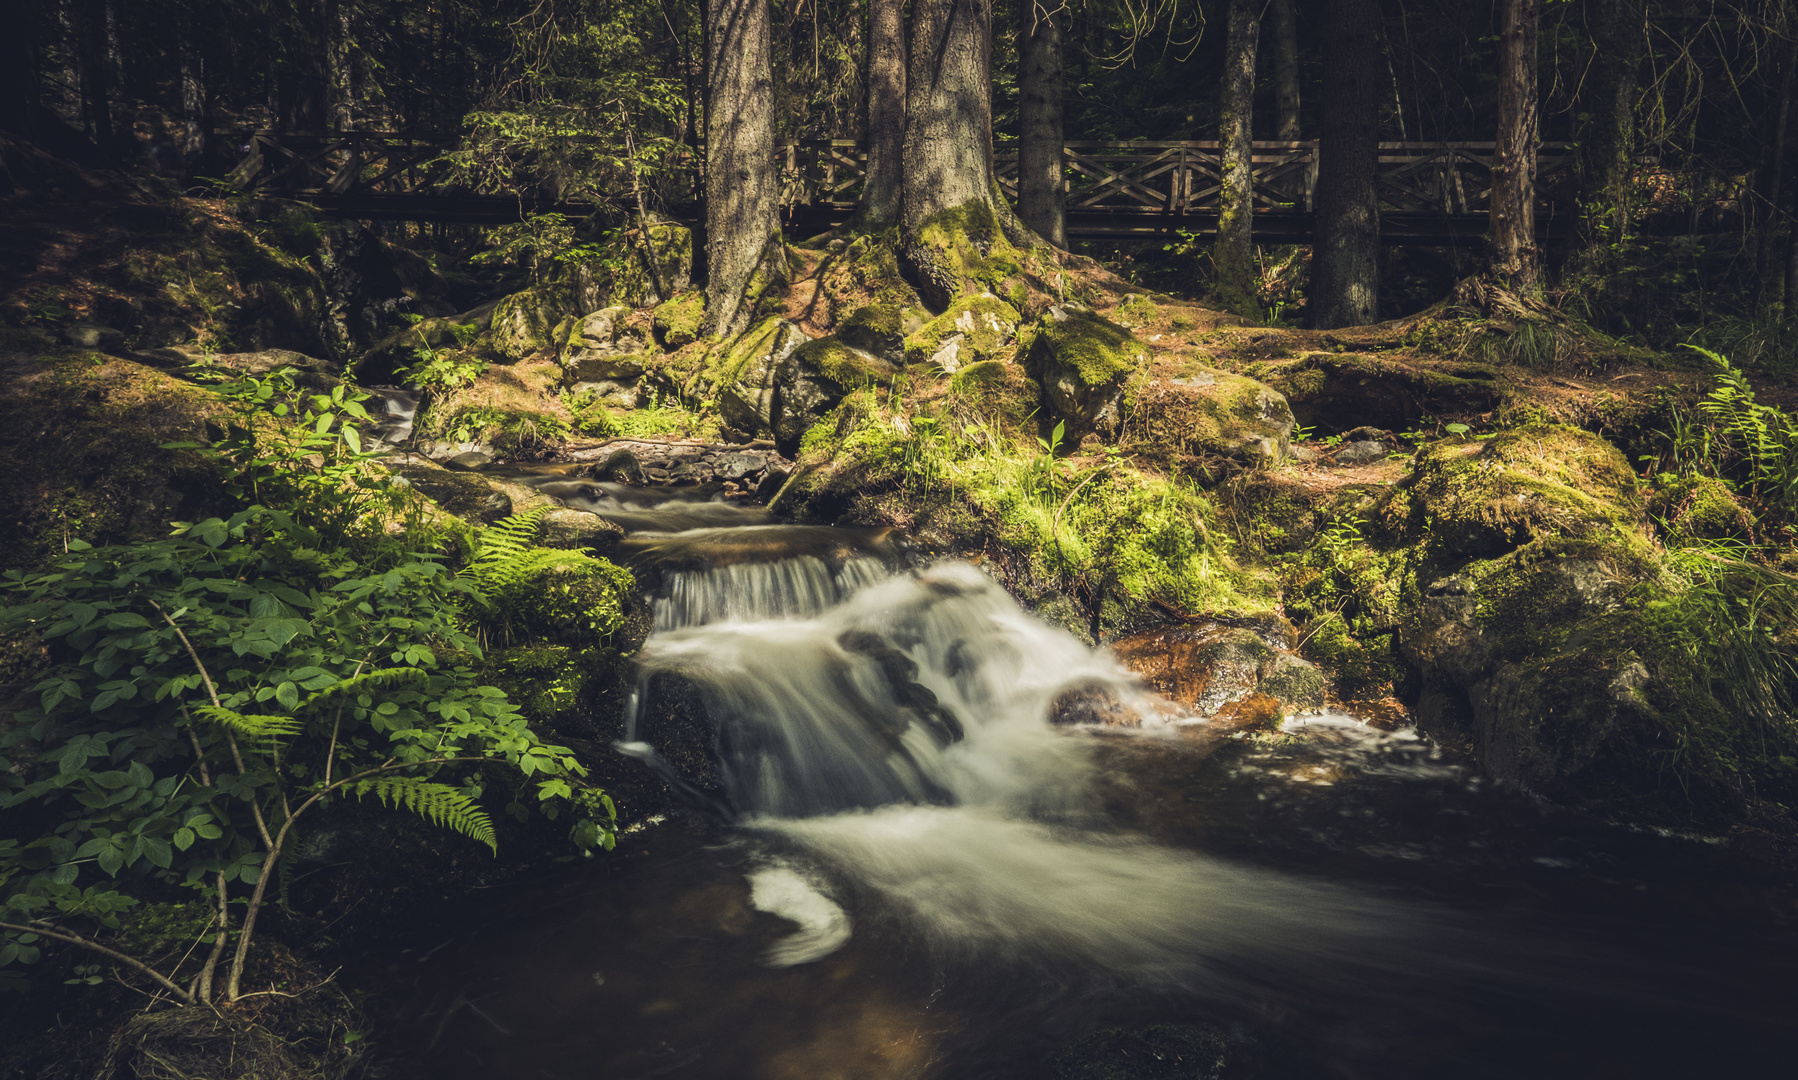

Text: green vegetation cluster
xmin=0 ymin=368 xmax=635 ymax=1007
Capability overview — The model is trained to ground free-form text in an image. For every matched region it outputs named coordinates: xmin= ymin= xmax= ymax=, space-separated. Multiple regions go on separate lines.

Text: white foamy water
xmin=653 ymin=555 xmax=892 ymax=631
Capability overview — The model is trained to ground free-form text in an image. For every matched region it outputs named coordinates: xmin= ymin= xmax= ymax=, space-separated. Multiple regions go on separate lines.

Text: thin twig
xmin=0 ymin=921 xmax=195 ymax=1004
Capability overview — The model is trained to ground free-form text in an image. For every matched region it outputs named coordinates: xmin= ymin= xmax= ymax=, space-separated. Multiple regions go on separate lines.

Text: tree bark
xmin=1491 ymin=0 xmax=1541 ymax=294
xmin=1574 ymin=0 xmax=1643 ymax=260
xmin=178 ymin=3 xmax=206 ymax=162
xmin=901 ymin=0 xmax=1044 ymax=305
xmin=855 ymin=0 xmax=907 ymax=230
xmin=77 ymin=0 xmax=115 ymax=147
xmin=0 ymin=10 xmax=37 ymax=136
xmin=1270 ymin=0 xmax=1301 ymax=142
xmin=326 ymin=0 xmax=353 ymax=132
xmin=1308 ymin=0 xmax=1382 ymax=329
xmin=703 ymin=0 xmax=785 ymax=338
xmin=1214 ymin=0 xmax=1263 ymax=316
xmin=1018 ymin=2 xmax=1067 ymax=248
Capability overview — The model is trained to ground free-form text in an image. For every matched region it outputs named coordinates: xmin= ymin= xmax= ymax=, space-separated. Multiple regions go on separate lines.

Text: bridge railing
xmin=780 ymin=139 xmax=1574 ymax=218
xmin=216 ymin=130 xmax=1574 ymax=228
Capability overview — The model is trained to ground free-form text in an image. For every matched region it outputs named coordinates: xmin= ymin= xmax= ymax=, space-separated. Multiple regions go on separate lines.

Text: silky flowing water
xmin=374 ymin=491 xmax=1798 ymax=1078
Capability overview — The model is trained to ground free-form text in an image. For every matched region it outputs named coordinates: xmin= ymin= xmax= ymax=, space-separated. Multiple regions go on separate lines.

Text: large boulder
xmin=1125 ymin=367 xmax=1295 ymax=467
xmin=904 ymin=294 xmax=1020 ymax=371
xmin=773 ymin=337 xmax=900 ymax=453
xmin=1022 ymin=304 xmax=1148 ymax=445
xmin=707 ymin=316 xmax=809 ymax=438
xmin=488 ymin=285 xmax=570 ymax=363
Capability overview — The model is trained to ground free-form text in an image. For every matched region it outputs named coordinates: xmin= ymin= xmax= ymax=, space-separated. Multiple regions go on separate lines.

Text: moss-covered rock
xmin=773 ymin=336 xmax=901 ymax=453
xmin=0 ymin=355 xmax=227 ymax=575
xmin=488 ymin=285 xmax=569 ymax=363
xmin=383 ymin=458 xmax=516 ymax=523
xmin=905 ymin=294 xmax=1021 ymax=370
xmin=1124 ymin=367 xmax=1295 ymax=469
xmin=811 ymin=234 xmax=928 ymax=331
xmin=1111 ymin=293 xmax=1160 ymax=330
xmin=949 ymin=359 xmax=1042 ymax=440
xmin=652 ymin=291 xmax=706 ymax=348
xmin=1254 ymin=350 xmax=1510 ymax=433
xmin=1396 ymin=425 xmax=1646 ymax=558
xmin=837 ymin=304 xmax=907 ymax=364
xmin=1022 ymin=305 xmax=1148 ymax=445
xmin=1648 ymin=474 xmax=1757 ymax=541
xmin=704 ymin=316 xmax=809 ymax=437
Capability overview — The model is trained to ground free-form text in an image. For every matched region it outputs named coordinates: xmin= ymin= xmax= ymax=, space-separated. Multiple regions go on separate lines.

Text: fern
xmin=349 ymin=777 xmax=498 ymax=852
xmin=192 ymin=705 xmax=304 ymax=739
xmin=458 ymin=509 xmax=603 ymax=604
xmin=301 ymin=666 xmax=429 ymax=708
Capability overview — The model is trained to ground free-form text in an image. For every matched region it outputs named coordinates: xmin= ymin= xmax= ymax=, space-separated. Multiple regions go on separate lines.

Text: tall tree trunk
xmin=703 ymin=0 xmax=785 ymax=338
xmin=902 ymin=0 xmax=1038 ymax=306
xmin=326 ymin=0 xmax=353 ymax=132
xmin=1574 ymin=0 xmax=1643 ymax=262
xmin=78 ymin=0 xmax=115 ymax=147
xmin=1308 ymin=0 xmax=1382 ymax=329
xmin=1270 ymin=0 xmax=1301 ymax=142
xmin=1018 ymin=2 xmax=1066 ymax=248
xmin=0 ymin=10 xmax=37 ymax=135
xmin=1214 ymin=0 xmax=1263 ymax=317
xmin=1491 ymin=0 xmax=1541 ymax=293
xmin=178 ymin=3 xmax=206 ymax=162
xmin=855 ymin=0 xmax=907 ymax=230
xmin=1758 ymin=33 xmax=1796 ymax=305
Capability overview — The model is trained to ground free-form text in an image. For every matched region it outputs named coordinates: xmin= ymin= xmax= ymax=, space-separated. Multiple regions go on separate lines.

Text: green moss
xmin=1300 ymin=618 xmax=1410 ymax=700
xmin=1112 ymin=293 xmax=1160 ymax=329
xmin=905 ymin=294 xmax=1022 ymax=367
xmin=950 ymin=360 xmax=1042 ymax=438
xmin=1648 ymin=475 xmax=1757 ymax=541
xmin=488 ymin=285 xmax=569 ymax=363
xmin=652 ymin=291 xmax=706 ymax=348
xmin=787 ymin=336 xmax=894 ymax=387
xmin=1026 ymin=307 xmax=1144 ymax=388
xmin=1398 ymin=424 xmax=1647 ymax=557
xmin=907 ymin=200 xmax=1025 ymax=305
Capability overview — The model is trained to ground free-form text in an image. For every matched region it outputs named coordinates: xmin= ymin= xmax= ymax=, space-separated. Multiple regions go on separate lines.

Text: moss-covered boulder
xmin=1125 ymin=368 xmax=1295 ymax=468
xmin=488 ymin=285 xmax=569 ymax=363
xmin=704 ymin=316 xmax=809 ymax=438
xmin=602 ymin=221 xmax=694 ymax=309
xmin=1022 ymin=304 xmax=1147 ymax=445
xmin=1647 ymin=474 xmax=1757 ymax=542
xmin=0 ymin=355 xmax=226 ymax=576
xmin=1111 ymin=293 xmax=1160 ymax=330
xmin=837 ymin=304 xmax=908 ymax=364
xmin=905 ymin=294 xmax=1021 ymax=370
xmin=773 ymin=336 xmax=901 ymax=453
xmin=1255 ymin=350 xmax=1509 ymax=433
xmin=354 ymin=300 xmax=499 ymax=382
xmin=652 ymin=291 xmax=706 ymax=348
xmin=1396 ymin=425 xmax=1646 ymax=558
xmin=562 ymin=306 xmax=651 ymax=390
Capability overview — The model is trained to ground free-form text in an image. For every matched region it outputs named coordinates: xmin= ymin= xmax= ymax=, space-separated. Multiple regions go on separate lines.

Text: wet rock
xmin=385 ymin=459 xmax=513 ymax=523
xmin=538 ymin=507 xmax=626 ymax=557
xmin=586 ymin=448 xmax=647 ymax=484
xmin=1256 ymin=653 xmax=1326 ymax=712
xmin=1047 ymin=684 xmax=1137 ymax=726
xmin=444 ymin=450 xmax=493 ymax=471
xmin=1111 ymin=624 xmax=1272 ymax=716
xmin=64 ymin=322 xmax=122 ymax=347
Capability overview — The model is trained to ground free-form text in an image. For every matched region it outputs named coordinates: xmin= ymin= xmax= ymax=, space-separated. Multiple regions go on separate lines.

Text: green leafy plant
xmin=0 ymin=371 xmax=618 ymax=1006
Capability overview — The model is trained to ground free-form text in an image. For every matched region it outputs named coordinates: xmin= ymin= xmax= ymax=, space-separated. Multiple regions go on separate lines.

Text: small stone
xmin=719 ymin=452 xmax=764 ymax=480
xmin=1342 ymin=425 xmax=1392 ymax=442
xmin=64 ymin=322 xmax=122 ymax=348
xmin=1335 ymin=440 xmax=1387 ymax=465
xmin=645 ymin=467 xmax=671 ymax=482
xmin=444 ymin=451 xmax=494 ymax=471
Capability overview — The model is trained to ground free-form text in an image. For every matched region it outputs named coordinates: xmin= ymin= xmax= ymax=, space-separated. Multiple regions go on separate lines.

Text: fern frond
xmin=459 ymin=509 xmax=602 ymax=601
xmin=301 ymin=666 xmax=429 ymax=708
xmin=349 ymin=777 xmax=497 ymax=852
xmin=193 ymin=705 xmax=303 ymax=739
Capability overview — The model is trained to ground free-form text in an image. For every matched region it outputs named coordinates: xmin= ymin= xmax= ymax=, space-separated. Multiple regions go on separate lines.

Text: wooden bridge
xmin=217 ymin=129 xmax=1576 ymax=245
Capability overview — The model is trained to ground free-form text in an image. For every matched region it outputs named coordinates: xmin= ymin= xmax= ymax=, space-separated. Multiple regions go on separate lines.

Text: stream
xmin=371 ymin=478 xmax=1798 ymax=1079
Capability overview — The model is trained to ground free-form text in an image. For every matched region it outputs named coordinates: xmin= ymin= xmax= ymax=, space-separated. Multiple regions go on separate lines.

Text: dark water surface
xmin=365 ymin=549 xmax=1798 ymax=1079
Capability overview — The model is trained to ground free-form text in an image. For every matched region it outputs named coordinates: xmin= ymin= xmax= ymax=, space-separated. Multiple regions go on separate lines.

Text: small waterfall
xmin=653 ymin=555 xmax=891 ymax=631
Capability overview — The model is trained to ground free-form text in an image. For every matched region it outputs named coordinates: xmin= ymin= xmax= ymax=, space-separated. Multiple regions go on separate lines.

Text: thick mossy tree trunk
xmin=1018 ymin=3 xmax=1067 ymax=249
xmin=854 ymin=0 xmax=907 ymax=230
xmin=1308 ymin=0 xmax=1382 ymax=329
xmin=1270 ymin=0 xmax=1301 ymax=142
xmin=901 ymin=0 xmax=1040 ymax=306
xmin=325 ymin=0 xmax=354 ymax=132
xmin=703 ymin=0 xmax=786 ymax=338
xmin=1574 ymin=0 xmax=1643 ymax=258
xmin=1213 ymin=0 xmax=1263 ymax=318
xmin=1491 ymin=0 xmax=1541 ymax=294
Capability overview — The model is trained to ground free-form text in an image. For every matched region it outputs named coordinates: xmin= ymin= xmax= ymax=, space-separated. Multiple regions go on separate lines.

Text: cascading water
xmin=380 ymin=483 xmax=1798 ymax=1079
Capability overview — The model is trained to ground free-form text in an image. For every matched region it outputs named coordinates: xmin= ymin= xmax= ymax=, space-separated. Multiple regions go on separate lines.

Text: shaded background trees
xmin=7 ymin=1 xmax=1798 ymax=365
